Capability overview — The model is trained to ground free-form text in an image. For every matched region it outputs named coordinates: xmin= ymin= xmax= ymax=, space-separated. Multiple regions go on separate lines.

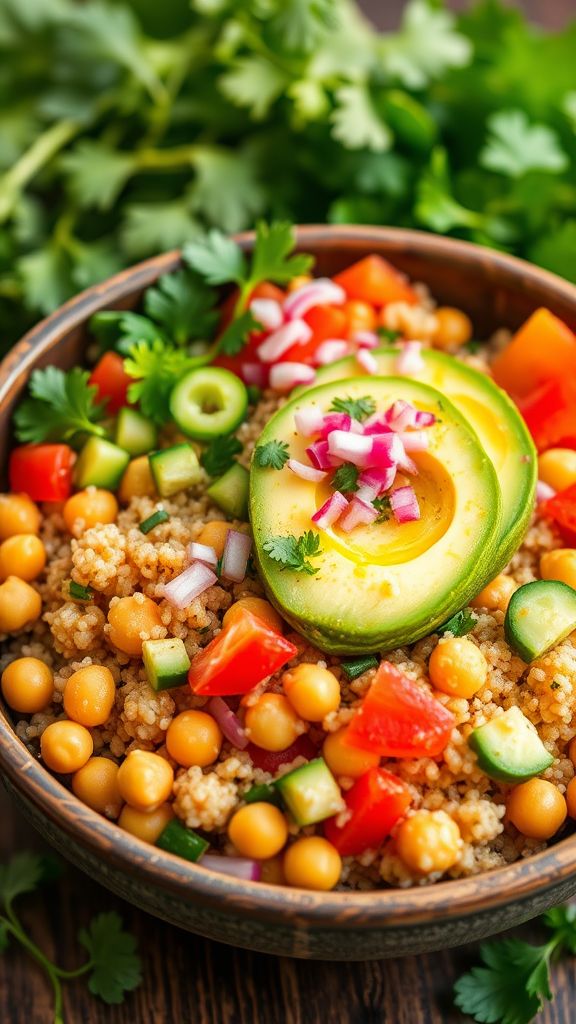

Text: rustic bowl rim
xmin=2 ymin=224 xmax=576 ymax=928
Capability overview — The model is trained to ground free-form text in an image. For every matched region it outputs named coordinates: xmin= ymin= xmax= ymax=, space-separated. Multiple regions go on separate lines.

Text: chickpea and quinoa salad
xmin=3 ymin=221 xmax=576 ymax=892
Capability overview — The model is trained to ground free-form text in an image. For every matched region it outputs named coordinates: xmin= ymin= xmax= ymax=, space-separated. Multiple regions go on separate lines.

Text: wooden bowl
xmin=1 ymin=227 xmax=576 ymax=961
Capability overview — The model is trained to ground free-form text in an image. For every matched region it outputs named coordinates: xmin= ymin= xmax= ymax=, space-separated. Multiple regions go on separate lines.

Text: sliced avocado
xmin=303 ymin=347 xmax=536 ymax=580
xmin=250 ymin=376 xmax=502 ymax=655
xmin=505 ymin=579 xmax=576 ymax=662
xmin=469 ymin=706 xmax=553 ymax=782
xmin=142 ymin=638 xmax=191 ymax=691
xmin=275 ymin=758 xmax=343 ymax=825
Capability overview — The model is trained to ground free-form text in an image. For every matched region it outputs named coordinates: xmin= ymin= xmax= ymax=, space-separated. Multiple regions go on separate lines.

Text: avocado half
xmin=304 ymin=347 xmax=536 ymax=579
xmin=250 ymin=376 xmax=503 ymax=655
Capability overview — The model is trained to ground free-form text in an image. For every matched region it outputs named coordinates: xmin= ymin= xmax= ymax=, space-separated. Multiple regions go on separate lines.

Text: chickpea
xmin=117 ymin=750 xmax=174 ymax=812
xmin=63 ymin=664 xmax=116 ymax=728
xmin=538 ymin=448 xmax=576 ymax=493
xmin=41 ymin=720 xmax=93 ymax=774
xmin=396 ymin=810 xmax=462 ymax=874
xmin=566 ymin=777 xmax=576 ymax=820
xmin=287 ymin=274 xmax=313 ymax=293
xmin=166 ymin=710 xmax=222 ymax=768
xmin=228 ymin=803 xmax=288 ymax=859
xmin=107 ymin=594 xmax=163 ymax=657
xmin=568 ymin=736 xmax=576 ymax=767
xmin=0 ymin=493 xmax=41 ymax=540
xmin=540 ymin=549 xmax=576 ymax=591
xmin=283 ymin=663 xmax=340 ymax=722
xmin=72 ymin=757 xmax=122 ymax=818
xmin=223 ymin=597 xmax=283 ymax=634
xmin=119 ymin=802 xmax=175 ymax=843
xmin=322 ymin=726 xmax=380 ymax=779
xmin=118 ymin=457 xmax=156 ymax=505
xmin=0 ymin=534 xmax=46 ymax=582
xmin=196 ymin=521 xmax=231 ymax=559
xmin=245 ymin=693 xmax=301 ymax=752
xmin=507 ymin=779 xmax=567 ymax=839
xmin=429 ymin=637 xmax=487 ymax=699
xmin=344 ymin=300 xmax=377 ymax=338
xmin=0 ymin=576 xmax=41 ymax=633
xmin=432 ymin=307 xmax=473 ymax=350
xmin=283 ymin=837 xmax=342 ymax=891
xmin=63 ymin=488 xmax=118 ymax=535
xmin=471 ymin=574 xmax=517 ymax=614
xmin=1 ymin=657 xmax=53 ymax=714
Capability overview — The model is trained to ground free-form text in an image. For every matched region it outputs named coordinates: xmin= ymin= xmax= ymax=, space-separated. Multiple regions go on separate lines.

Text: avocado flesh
xmin=305 ymin=348 xmax=536 ymax=580
xmin=250 ymin=376 xmax=503 ymax=655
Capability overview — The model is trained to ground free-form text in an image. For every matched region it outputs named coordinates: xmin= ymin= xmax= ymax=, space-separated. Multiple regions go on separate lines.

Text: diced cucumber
xmin=114 ymin=407 xmax=157 ymax=457
xmin=207 ymin=463 xmax=249 ymax=520
xmin=275 ymin=757 xmax=342 ymax=825
xmin=149 ymin=443 xmax=202 ymax=497
xmin=156 ymin=819 xmax=209 ymax=862
xmin=469 ymin=706 xmax=553 ymax=782
xmin=170 ymin=367 xmax=248 ymax=441
xmin=505 ymin=579 xmax=576 ymax=662
xmin=142 ymin=638 xmax=191 ymax=691
xmin=244 ymin=782 xmax=281 ymax=807
xmin=75 ymin=437 xmax=130 ymax=490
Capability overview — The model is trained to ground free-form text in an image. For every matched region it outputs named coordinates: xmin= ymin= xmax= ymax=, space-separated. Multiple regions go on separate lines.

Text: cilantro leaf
xmin=330 ymin=395 xmax=376 ymax=421
xmin=219 ymin=57 xmax=289 ymax=120
xmin=121 ymin=201 xmax=201 ymax=259
xmin=217 ymin=309 xmax=261 ymax=356
xmin=0 ymin=852 xmax=45 ymax=909
xmin=254 ymin=440 xmax=290 ymax=470
xmin=13 ymin=366 xmax=107 ymax=445
xmin=183 ymin=230 xmax=247 ymax=286
xmin=372 ymin=495 xmax=391 ymax=522
xmin=441 ymin=607 xmax=477 ymax=637
xmin=480 ymin=110 xmax=569 ymax=178
xmin=269 ymin=0 xmax=338 ymax=54
xmin=263 ymin=530 xmax=322 ymax=575
xmin=332 ymin=463 xmax=359 ymax=493
xmin=78 ymin=912 xmax=142 ymax=1006
xmin=250 ymin=221 xmax=314 ymax=289
xmin=144 ymin=269 xmax=218 ymax=346
xmin=125 ymin=340 xmax=199 ymax=424
xmin=379 ymin=0 xmax=471 ymax=89
xmin=416 ymin=148 xmax=485 ymax=233
xmin=453 ymin=938 xmax=550 ymax=1024
xmin=331 ymin=85 xmax=392 ymax=153
xmin=201 ymin=435 xmax=243 ymax=477
xmin=544 ymin=905 xmax=576 ymax=954
xmin=189 ymin=147 xmax=266 ymax=234
xmin=90 ymin=310 xmax=167 ymax=355
xmin=61 ymin=141 xmax=135 ymax=211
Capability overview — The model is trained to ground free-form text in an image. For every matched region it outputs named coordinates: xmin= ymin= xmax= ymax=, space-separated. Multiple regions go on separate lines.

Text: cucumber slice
xmin=142 ymin=638 xmax=191 ymax=691
xmin=75 ymin=437 xmax=130 ymax=490
xmin=505 ymin=579 xmax=576 ymax=661
xmin=275 ymin=757 xmax=342 ymax=825
xmin=469 ymin=706 xmax=553 ymax=782
xmin=156 ymin=819 xmax=209 ymax=862
xmin=114 ymin=407 xmax=157 ymax=457
xmin=207 ymin=463 xmax=249 ymax=520
xmin=170 ymin=367 xmax=248 ymax=441
xmin=149 ymin=443 xmax=202 ymax=497
xmin=244 ymin=782 xmax=281 ymax=807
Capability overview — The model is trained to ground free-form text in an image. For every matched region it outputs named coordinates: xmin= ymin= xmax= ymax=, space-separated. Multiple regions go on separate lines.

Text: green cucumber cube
xmin=505 ymin=579 xmax=576 ymax=662
xmin=142 ymin=638 xmax=191 ymax=691
xmin=469 ymin=706 xmax=554 ymax=782
xmin=115 ymin=407 xmax=157 ymax=457
xmin=275 ymin=757 xmax=343 ymax=825
xmin=75 ymin=437 xmax=130 ymax=490
xmin=207 ymin=462 xmax=249 ymax=520
xmin=149 ymin=443 xmax=202 ymax=497
xmin=156 ymin=819 xmax=209 ymax=862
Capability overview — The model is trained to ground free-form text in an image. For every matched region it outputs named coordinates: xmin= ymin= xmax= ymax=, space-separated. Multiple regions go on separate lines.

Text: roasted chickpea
xmin=63 ymin=488 xmax=118 ymax=534
xmin=166 ymin=710 xmax=222 ymax=768
xmin=245 ymin=693 xmax=301 ymax=752
xmin=540 ymin=549 xmax=576 ymax=591
xmin=107 ymin=594 xmax=163 ymax=657
xmin=0 ymin=534 xmax=46 ymax=582
xmin=0 ymin=493 xmax=41 ymax=540
xmin=538 ymin=448 xmax=576 ymax=493
xmin=41 ymin=720 xmax=93 ymax=774
xmin=432 ymin=307 xmax=473 ymax=350
xmin=1 ymin=657 xmax=53 ymax=714
xmin=0 ymin=576 xmax=42 ymax=632
xmin=283 ymin=663 xmax=340 ymax=721
xmin=322 ymin=726 xmax=380 ymax=779
xmin=396 ymin=810 xmax=462 ymax=874
xmin=223 ymin=597 xmax=284 ymax=634
xmin=119 ymin=803 xmax=175 ymax=843
xmin=196 ymin=521 xmax=231 ymax=559
xmin=283 ymin=837 xmax=342 ymax=891
xmin=507 ymin=779 xmax=567 ymax=839
xmin=118 ymin=457 xmax=156 ymax=504
xmin=472 ymin=574 xmax=517 ymax=614
xmin=228 ymin=803 xmax=288 ymax=859
xmin=63 ymin=664 xmax=116 ymax=727
xmin=429 ymin=637 xmax=488 ymax=699
xmin=72 ymin=757 xmax=122 ymax=818
xmin=117 ymin=750 xmax=174 ymax=812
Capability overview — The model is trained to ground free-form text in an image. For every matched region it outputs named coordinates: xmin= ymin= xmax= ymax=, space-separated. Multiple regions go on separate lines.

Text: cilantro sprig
xmin=124 ymin=339 xmax=201 ymax=425
xmin=254 ymin=440 xmax=290 ymax=470
xmin=0 ymin=852 xmax=141 ymax=1022
xmin=441 ymin=607 xmax=477 ymax=637
xmin=201 ymin=435 xmax=243 ymax=478
xmin=263 ymin=530 xmax=323 ymax=575
xmin=332 ymin=464 xmax=359 ymax=493
xmin=13 ymin=367 xmax=107 ymax=446
xmin=330 ymin=395 xmax=376 ymax=421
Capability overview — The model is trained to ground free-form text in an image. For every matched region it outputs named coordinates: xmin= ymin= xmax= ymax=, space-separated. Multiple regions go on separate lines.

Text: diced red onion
xmin=354 ymin=330 xmax=380 ymax=349
xmin=414 ymin=410 xmax=436 ymax=427
xmin=319 ymin=412 xmax=352 ymax=438
xmin=390 ymin=486 xmax=420 ymax=523
xmin=355 ymin=483 xmax=380 ymax=504
xmin=359 ymin=466 xmax=397 ymax=495
xmin=356 ymin=348 xmax=378 ymax=375
xmin=536 ymin=480 xmax=556 ymax=503
xmin=328 ymin=430 xmax=373 ymax=467
xmin=242 ymin=363 xmax=266 ymax=388
xmin=207 ymin=696 xmax=248 ymax=749
xmin=221 ymin=529 xmax=252 ymax=583
xmin=312 ymin=491 xmax=349 ymax=529
xmin=294 ymin=405 xmax=325 ymax=437
xmin=349 ymin=419 xmax=365 ymax=435
xmin=287 ymin=459 xmax=327 ymax=483
xmin=338 ymin=497 xmax=379 ymax=532
xmin=397 ymin=451 xmax=418 ymax=475
xmin=396 ymin=340 xmax=424 ymax=376
xmin=257 ymin=320 xmax=312 ymax=363
xmin=399 ymin=429 xmax=430 ymax=452
xmin=269 ymin=362 xmax=316 ymax=392
xmin=384 ymin=400 xmax=418 ymax=431
xmin=187 ymin=542 xmax=218 ymax=567
xmin=363 ymin=416 xmax=392 ymax=436
xmin=314 ymin=340 xmax=350 ymax=365
xmin=163 ymin=561 xmax=217 ymax=609
xmin=370 ymin=432 xmax=405 ymax=466
xmin=306 ymin=440 xmax=338 ymax=470
xmin=284 ymin=278 xmax=346 ymax=320
xmin=249 ymin=298 xmax=283 ymax=331
xmin=201 ymin=854 xmax=261 ymax=881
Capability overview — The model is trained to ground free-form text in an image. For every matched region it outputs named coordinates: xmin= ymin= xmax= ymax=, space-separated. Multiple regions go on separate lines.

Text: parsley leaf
xmin=250 ymin=221 xmax=314 ymax=290
xmin=441 ymin=607 xmax=477 ymax=637
xmin=90 ymin=310 xmax=167 ymax=355
xmin=330 ymin=395 xmax=376 ymax=421
xmin=78 ymin=912 xmax=142 ymax=1006
xmin=543 ymin=905 xmax=576 ymax=954
xmin=263 ymin=530 xmax=322 ymax=575
xmin=453 ymin=938 xmax=549 ymax=1024
xmin=125 ymin=340 xmax=198 ymax=424
xmin=0 ymin=852 xmax=45 ymax=909
xmin=144 ymin=269 xmax=218 ymax=346
xmin=332 ymin=463 xmax=359 ymax=493
xmin=254 ymin=440 xmax=290 ymax=470
xmin=373 ymin=495 xmax=391 ymax=522
xmin=13 ymin=366 xmax=107 ymax=445
xmin=217 ymin=309 xmax=261 ymax=356
xmin=480 ymin=110 xmax=569 ymax=179
xmin=61 ymin=141 xmax=135 ymax=211
xmin=188 ymin=147 xmax=267 ymax=234
xmin=331 ymin=84 xmax=392 ymax=153
xmin=269 ymin=0 xmax=338 ymax=54
xmin=379 ymin=0 xmax=471 ymax=88
xmin=184 ymin=230 xmax=247 ymax=286
xmin=201 ymin=435 xmax=243 ymax=477
xmin=219 ymin=57 xmax=289 ymax=120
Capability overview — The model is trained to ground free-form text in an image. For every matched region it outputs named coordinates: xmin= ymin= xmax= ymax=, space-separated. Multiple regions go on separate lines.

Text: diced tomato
xmin=324 ymin=767 xmax=412 ymax=856
xmin=543 ymin=484 xmax=576 ymax=546
xmin=333 ymin=256 xmax=417 ymax=307
xmin=9 ymin=444 xmax=74 ymax=502
xmin=88 ymin=351 xmax=131 ymax=414
xmin=492 ymin=308 xmax=576 ymax=399
xmin=247 ymin=734 xmax=318 ymax=773
xmin=279 ymin=304 xmax=349 ymax=365
xmin=344 ymin=661 xmax=455 ymax=759
xmin=520 ymin=377 xmax=576 ymax=452
xmin=188 ymin=609 xmax=298 ymax=697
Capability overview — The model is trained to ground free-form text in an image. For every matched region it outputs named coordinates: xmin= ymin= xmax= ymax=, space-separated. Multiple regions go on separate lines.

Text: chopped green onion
xmin=244 ymin=783 xmax=281 ymax=807
xmin=156 ymin=819 xmax=209 ymax=863
xmin=441 ymin=608 xmax=476 ymax=637
xmin=341 ymin=655 xmax=379 ymax=681
xmin=68 ymin=581 xmax=94 ymax=602
xmin=139 ymin=509 xmax=169 ymax=534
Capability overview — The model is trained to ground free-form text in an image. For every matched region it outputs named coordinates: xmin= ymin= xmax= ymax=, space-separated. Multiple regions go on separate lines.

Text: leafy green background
xmin=0 ymin=0 xmax=575 ymax=352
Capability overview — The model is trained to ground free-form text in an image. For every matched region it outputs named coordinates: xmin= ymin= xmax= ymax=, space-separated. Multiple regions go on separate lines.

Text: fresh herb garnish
xmin=263 ymin=530 xmax=322 ymax=575
xmin=143 ymin=269 xmax=218 ymax=347
xmin=377 ymin=328 xmax=402 ymax=343
xmin=13 ymin=367 xmax=107 ymax=445
xmin=201 ymin=435 xmax=243 ymax=478
xmin=341 ymin=655 xmax=379 ymax=680
xmin=330 ymin=395 xmax=376 ymax=421
xmin=124 ymin=340 xmax=200 ymax=425
xmin=254 ymin=440 xmax=290 ymax=470
xmin=90 ymin=310 xmax=168 ymax=355
xmin=372 ymin=495 xmax=392 ymax=522
xmin=68 ymin=580 xmax=94 ymax=602
xmin=441 ymin=607 xmax=476 ymax=637
xmin=217 ymin=309 xmax=262 ymax=357
xmin=139 ymin=509 xmax=169 ymax=534
xmin=332 ymin=464 xmax=359 ymax=493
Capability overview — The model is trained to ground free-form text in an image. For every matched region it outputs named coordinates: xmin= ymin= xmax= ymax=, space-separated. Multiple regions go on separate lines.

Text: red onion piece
xmin=249 ymin=298 xmax=283 ymax=331
xmin=328 ymin=430 xmax=373 ymax=467
xmin=359 ymin=466 xmax=397 ymax=495
xmin=221 ymin=529 xmax=252 ymax=583
xmin=414 ymin=410 xmax=436 ymax=427
xmin=294 ymin=405 xmax=325 ymax=437
xmin=353 ymin=330 xmax=380 ymax=349
xmin=187 ymin=542 xmax=218 ymax=567
xmin=355 ymin=482 xmax=380 ymax=504
xmin=363 ymin=417 xmax=392 ymax=436
xmin=163 ymin=561 xmax=217 ymax=609
xmin=306 ymin=440 xmax=337 ymax=470
xmin=314 ymin=340 xmax=350 ymax=364
xmin=287 ymin=459 xmax=327 ymax=483
xmin=397 ymin=450 xmax=418 ymax=475
xmin=242 ymin=363 xmax=266 ymax=388
xmin=207 ymin=696 xmax=248 ymax=749
xmin=356 ymin=349 xmax=378 ymax=374
xmin=201 ymin=854 xmax=262 ymax=881
xmin=536 ymin=480 xmax=556 ymax=503
xmin=269 ymin=362 xmax=316 ymax=392
xmin=284 ymin=278 xmax=346 ymax=320
xmin=257 ymin=320 xmax=312 ymax=363
xmin=384 ymin=400 xmax=418 ymax=431
xmin=396 ymin=340 xmax=424 ymax=375
xmin=399 ymin=429 xmax=430 ymax=452
xmin=312 ymin=491 xmax=349 ymax=529
xmin=319 ymin=412 xmax=352 ymax=438
xmin=370 ymin=433 xmax=405 ymax=467
xmin=338 ymin=496 xmax=379 ymax=533
xmin=390 ymin=486 xmax=420 ymax=523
